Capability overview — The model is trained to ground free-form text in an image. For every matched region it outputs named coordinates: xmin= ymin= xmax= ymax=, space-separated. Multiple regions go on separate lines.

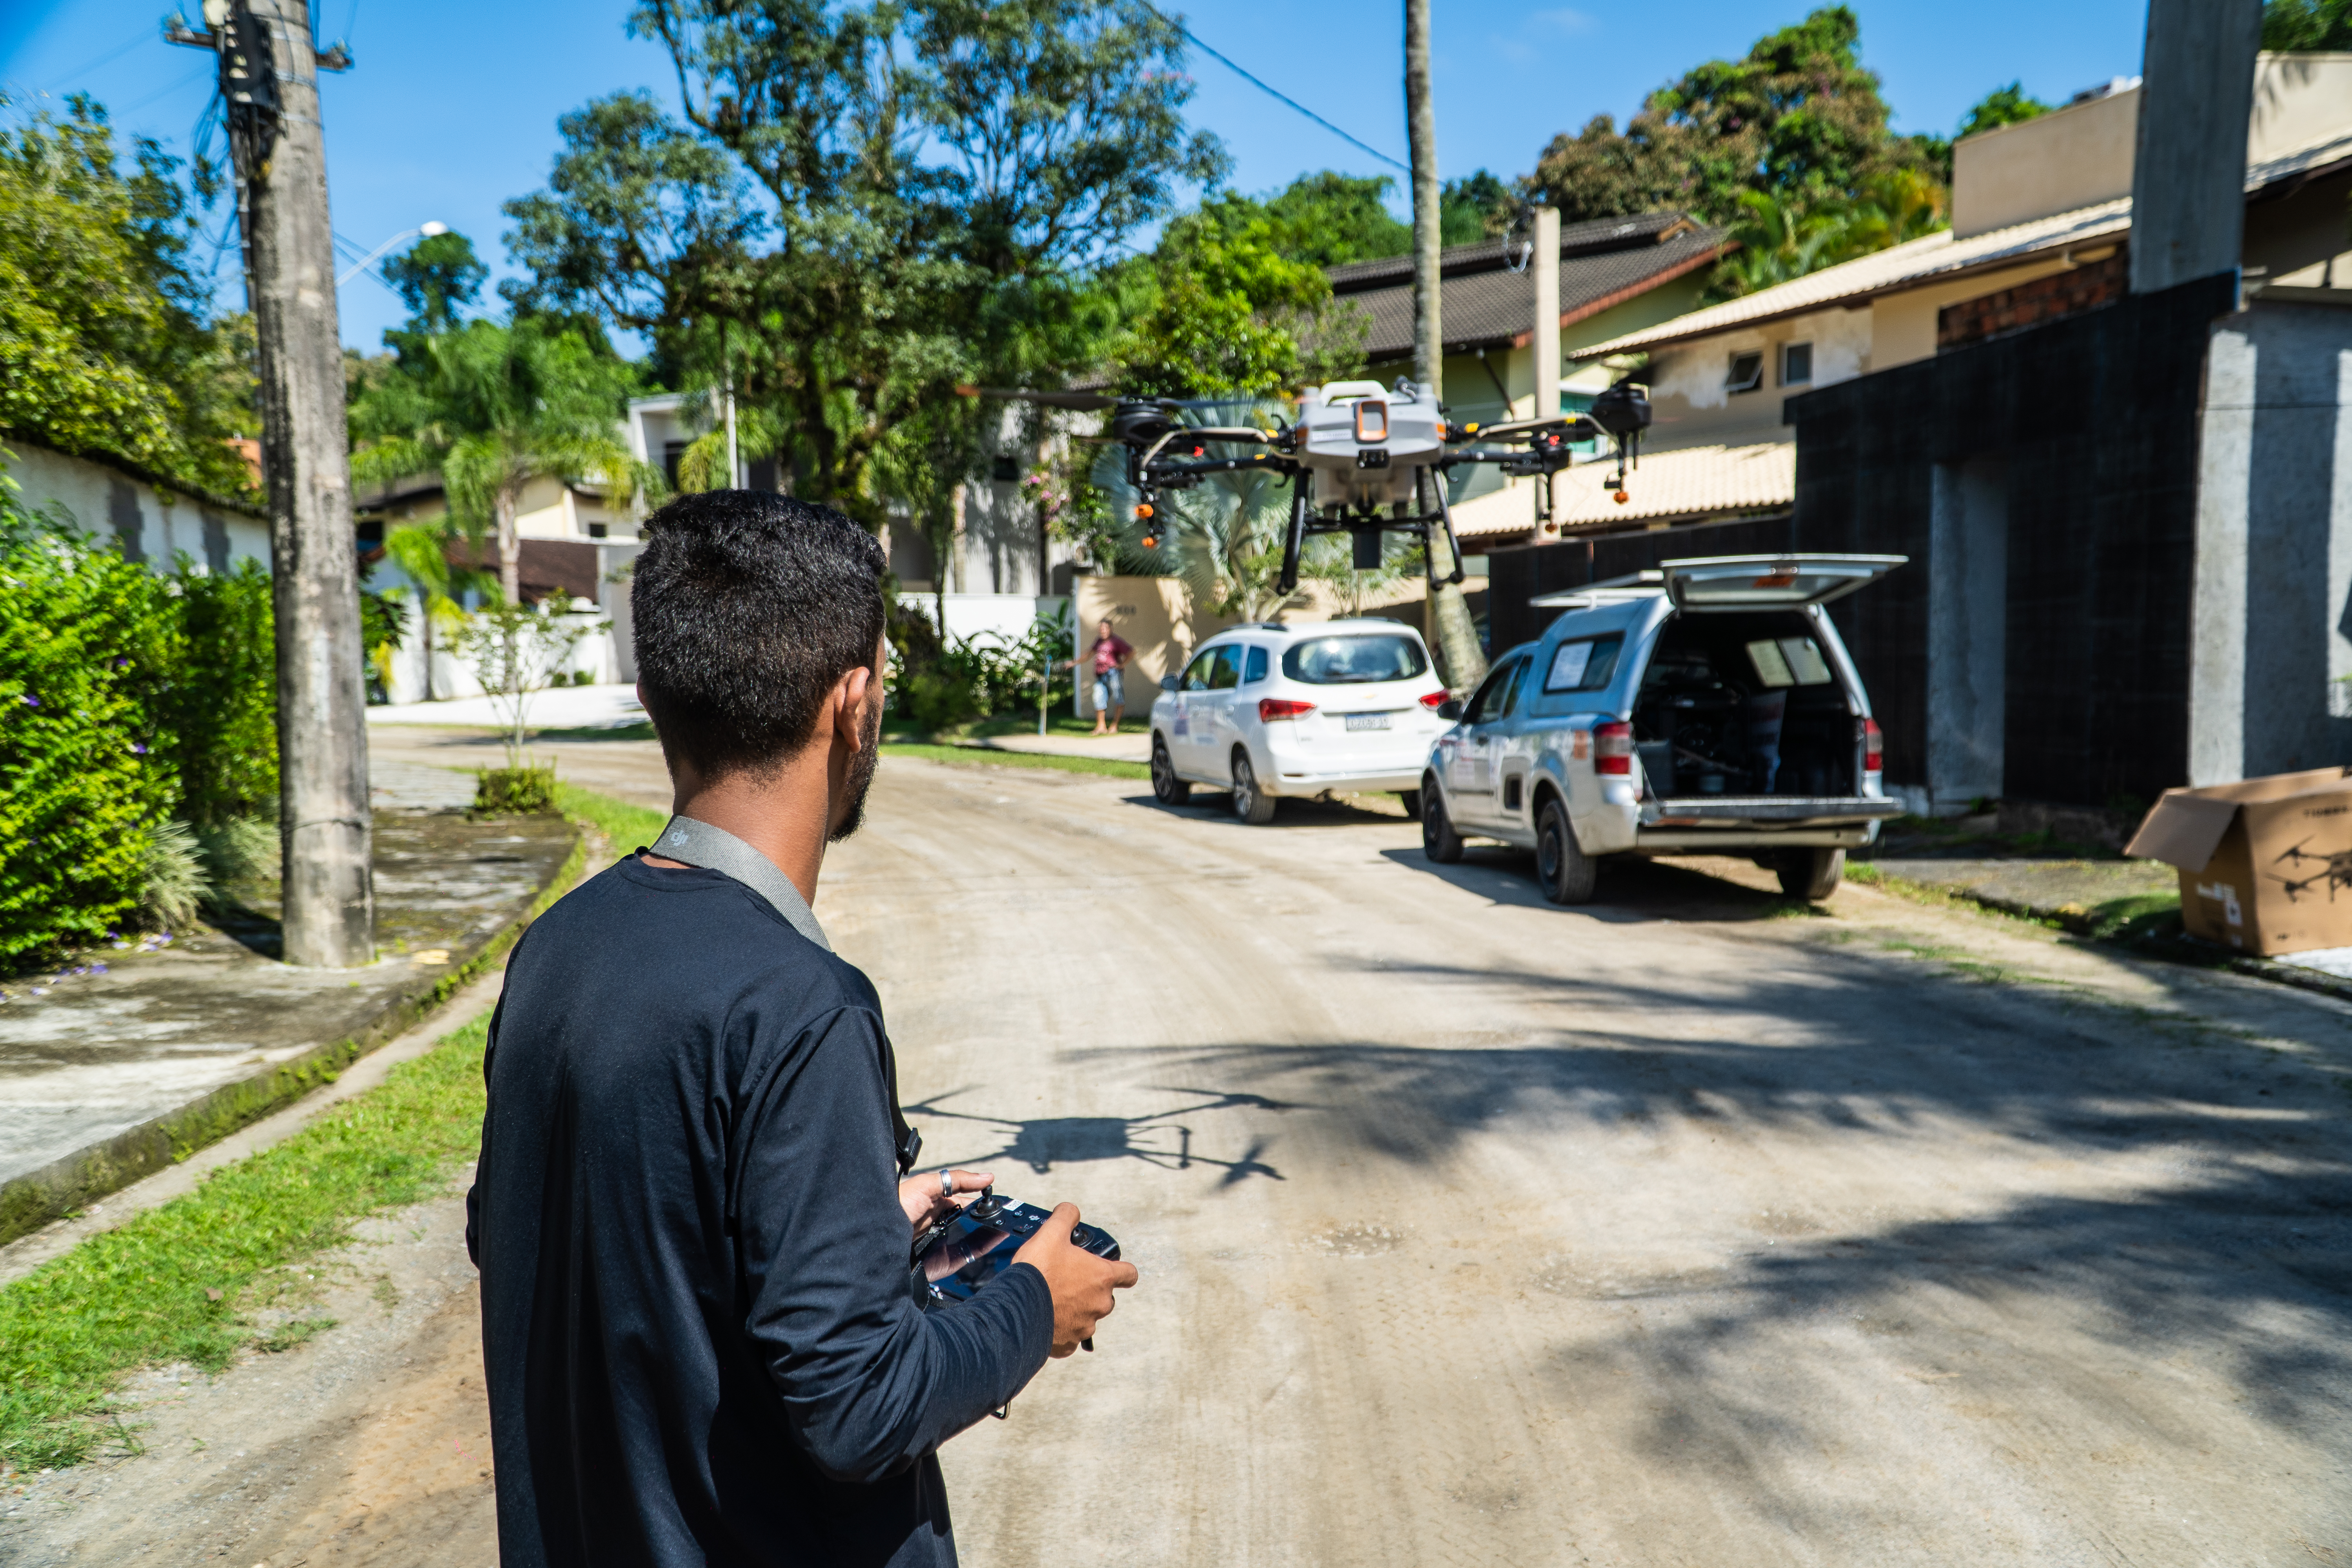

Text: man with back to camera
xmin=467 ymin=489 xmax=1138 ymax=1566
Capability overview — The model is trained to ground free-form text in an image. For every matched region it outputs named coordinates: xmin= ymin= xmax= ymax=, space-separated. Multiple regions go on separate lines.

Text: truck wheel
xmin=1231 ymin=750 xmax=1278 ymax=824
xmin=1536 ymin=799 xmax=1599 ymax=905
xmin=1151 ymin=735 xmax=1190 ymax=806
xmin=1397 ymin=788 xmax=1422 ymax=822
xmin=1779 ymin=847 xmax=1844 ymax=901
xmin=1420 ymin=774 xmax=1463 ymax=863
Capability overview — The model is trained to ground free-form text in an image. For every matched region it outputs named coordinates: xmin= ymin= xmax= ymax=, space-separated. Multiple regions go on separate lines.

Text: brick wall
xmin=1937 ymin=249 xmax=2128 ymax=351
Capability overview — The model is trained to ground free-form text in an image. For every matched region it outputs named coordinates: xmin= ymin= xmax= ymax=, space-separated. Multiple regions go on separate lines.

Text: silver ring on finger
xmin=940 ymin=1168 xmax=955 ymax=1197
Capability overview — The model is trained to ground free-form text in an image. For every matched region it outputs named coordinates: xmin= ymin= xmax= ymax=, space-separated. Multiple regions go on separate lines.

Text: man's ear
xmin=832 ymin=663 xmax=876 ymax=746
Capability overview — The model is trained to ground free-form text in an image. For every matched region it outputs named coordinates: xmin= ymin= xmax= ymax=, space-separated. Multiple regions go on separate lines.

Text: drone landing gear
xmin=1272 ymin=470 xmax=1470 ymax=599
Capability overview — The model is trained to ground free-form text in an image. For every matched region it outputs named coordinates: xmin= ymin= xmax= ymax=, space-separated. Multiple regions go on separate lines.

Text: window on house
xmin=991 ymin=455 xmax=1021 ymax=483
xmin=1726 ymin=350 xmax=1765 ymax=394
xmin=587 ymin=522 xmax=609 ymax=539
xmin=1781 ymin=342 xmax=1813 ymax=385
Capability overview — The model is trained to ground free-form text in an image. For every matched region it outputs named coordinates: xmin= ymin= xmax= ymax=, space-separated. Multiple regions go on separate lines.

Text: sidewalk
xmin=962 ymin=728 xmax=1152 ymax=764
xmin=0 ymin=766 xmax=580 ymax=1245
xmin=1861 ymin=816 xmax=2352 ymax=1000
xmin=366 ymin=682 xmax=647 ymax=731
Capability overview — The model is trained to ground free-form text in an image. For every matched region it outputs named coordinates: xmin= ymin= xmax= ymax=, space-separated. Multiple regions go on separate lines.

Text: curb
xmin=1856 ymin=868 xmax=2352 ymax=1008
xmin=0 ymin=822 xmax=587 ymax=1248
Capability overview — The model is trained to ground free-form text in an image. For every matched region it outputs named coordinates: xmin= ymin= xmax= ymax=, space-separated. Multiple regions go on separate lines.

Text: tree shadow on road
xmin=1073 ymin=944 xmax=2352 ymax=1445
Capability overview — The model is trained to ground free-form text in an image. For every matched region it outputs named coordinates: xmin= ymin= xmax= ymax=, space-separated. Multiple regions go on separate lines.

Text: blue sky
xmin=2 ymin=1 xmax=2151 ymax=352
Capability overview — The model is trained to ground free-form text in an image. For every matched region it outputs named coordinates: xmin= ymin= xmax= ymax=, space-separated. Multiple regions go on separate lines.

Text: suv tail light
xmin=1259 ymin=697 xmax=1316 ymax=722
xmin=1860 ymin=716 xmax=1884 ymax=777
xmin=1594 ymin=721 xmax=1634 ymax=776
xmin=1417 ymin=690 xmax=1449 ymax=711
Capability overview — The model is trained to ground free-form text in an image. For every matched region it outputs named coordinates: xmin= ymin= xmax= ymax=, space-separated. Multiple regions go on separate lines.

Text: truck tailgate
xmin=1642 ymin=796 xmax=1902 ymax=826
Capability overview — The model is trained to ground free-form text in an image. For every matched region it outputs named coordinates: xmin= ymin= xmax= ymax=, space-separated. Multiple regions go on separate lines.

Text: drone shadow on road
xmin=903 ymin=1088 xmax=1298 ymax=1185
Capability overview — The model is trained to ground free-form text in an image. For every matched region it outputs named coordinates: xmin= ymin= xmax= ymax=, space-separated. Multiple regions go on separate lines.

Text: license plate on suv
xmin=1343 ymin=713 xmax=1393 ymax=732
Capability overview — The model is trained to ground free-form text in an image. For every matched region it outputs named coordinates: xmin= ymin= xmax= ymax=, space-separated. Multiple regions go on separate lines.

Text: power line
xmin=1154 ymin=10 xmax=1409 ymax=173
xmin=34 ymin=31 xmax=151 ymax=92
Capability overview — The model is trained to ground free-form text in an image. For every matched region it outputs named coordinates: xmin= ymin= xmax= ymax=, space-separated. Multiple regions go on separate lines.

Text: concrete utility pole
xmin=171 ymin=0 xmax=373 ymax=966
xmin=1403 ymin=0 xmax=1486 ymax=692
xmin=2130 ymin=0 xmax=2262 ymax=296
xmin=1532 ymin=205 xmax=1562 ymax=529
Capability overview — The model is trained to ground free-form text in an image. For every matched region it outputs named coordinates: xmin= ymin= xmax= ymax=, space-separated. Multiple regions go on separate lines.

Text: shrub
xmin=888 ymin=602 xmax=1076 ymax=732
xmin=473 ymin=764 xmax=556 ymax=815
xmin=167 ymin=558 xmax=276 ymax=826
xmin=140 ymin=819 xmax=207 ymax=929
xmin=0 ymin=504 xmax=181 ymax=963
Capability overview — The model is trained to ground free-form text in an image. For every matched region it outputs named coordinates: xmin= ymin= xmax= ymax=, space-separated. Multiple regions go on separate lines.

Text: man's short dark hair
xmin=632 ymin=490 xmax=886 ymax=780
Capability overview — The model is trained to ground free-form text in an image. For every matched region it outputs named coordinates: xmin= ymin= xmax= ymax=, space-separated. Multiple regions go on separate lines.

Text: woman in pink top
xmin=1087 ymin=619 xmax=1134 ymax=735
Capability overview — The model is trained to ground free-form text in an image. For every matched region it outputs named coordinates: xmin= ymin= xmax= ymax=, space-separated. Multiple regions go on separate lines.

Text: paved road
xmin=16 ymin=736 xmax=2350 ymax=1565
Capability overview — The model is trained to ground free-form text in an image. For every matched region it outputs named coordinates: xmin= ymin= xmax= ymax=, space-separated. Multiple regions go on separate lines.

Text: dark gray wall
xmin=1489 ymin=273 xmax=2239 ymax=808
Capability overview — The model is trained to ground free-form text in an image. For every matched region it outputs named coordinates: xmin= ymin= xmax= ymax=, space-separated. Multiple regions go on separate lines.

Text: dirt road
xmin=12 ymin=731 xmax=2349 ymax=1565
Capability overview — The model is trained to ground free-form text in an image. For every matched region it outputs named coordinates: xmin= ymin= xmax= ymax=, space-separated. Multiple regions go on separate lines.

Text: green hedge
xmin=0 ymin=499 xmax=277 ymax=964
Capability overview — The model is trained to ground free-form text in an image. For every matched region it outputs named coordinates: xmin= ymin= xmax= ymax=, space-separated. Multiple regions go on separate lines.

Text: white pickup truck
xmin=1419 ymin=554 xmax=1907 ymax=904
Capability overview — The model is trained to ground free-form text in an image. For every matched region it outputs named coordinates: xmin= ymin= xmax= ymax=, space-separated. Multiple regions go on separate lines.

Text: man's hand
xmin=1013 ymin=1203 xmax=1140 ymax=1357
xmin=899 ymin=1168 xmax=992 ymax=1239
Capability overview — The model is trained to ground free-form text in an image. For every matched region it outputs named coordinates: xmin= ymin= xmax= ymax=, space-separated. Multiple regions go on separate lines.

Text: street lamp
xmin=336 ymin=221 xmax=449 ymax=287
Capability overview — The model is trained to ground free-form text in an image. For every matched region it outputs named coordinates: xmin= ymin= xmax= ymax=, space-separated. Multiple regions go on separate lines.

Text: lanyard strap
xmin=650 ymin=815 xmax=922 ymax=1173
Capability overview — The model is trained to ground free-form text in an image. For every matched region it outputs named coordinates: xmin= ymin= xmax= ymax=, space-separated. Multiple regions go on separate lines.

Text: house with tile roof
xmin=1487 ymin=51 xmax=2352 ymax=815
xmin=1536 ymin=57 xmax=2352 ymax=544
xmin=1320 ymin=212 xmax=1728 ymax=560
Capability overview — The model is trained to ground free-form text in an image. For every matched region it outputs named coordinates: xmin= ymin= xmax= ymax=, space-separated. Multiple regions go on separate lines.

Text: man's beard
xmin=828 ymin=697 xmax=885 ymax=843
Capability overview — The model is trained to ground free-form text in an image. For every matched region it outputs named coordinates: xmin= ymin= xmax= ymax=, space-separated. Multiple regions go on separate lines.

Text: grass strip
xmin=554 ymin=780 xmax=669 ymax=851
xmin=0 ymin=784 xmax=656 ymax=1473
xmin=0 ymin=1013 xmax=492 ymax=1472
xmin=881 ymin=742 xmax=1151 ymax=781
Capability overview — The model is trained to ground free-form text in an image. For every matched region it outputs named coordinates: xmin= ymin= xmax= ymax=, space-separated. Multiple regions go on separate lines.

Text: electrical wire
xmin=1145 ymin=6 xmax=1409 ymax=173
xmin=33 ymin=31 xmax=152 ymax=92
xmin=116 ymin=62 xmax=215 ymax=118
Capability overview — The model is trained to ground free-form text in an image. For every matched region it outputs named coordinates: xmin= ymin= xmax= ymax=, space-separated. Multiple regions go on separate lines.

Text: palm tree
xmin=352 ymin=318 xmax=658 ymax=603
xmin=379 ymin=519 xmax=492 ymax=701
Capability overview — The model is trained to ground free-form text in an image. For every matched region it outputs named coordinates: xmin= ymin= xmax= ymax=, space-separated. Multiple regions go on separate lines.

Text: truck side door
xmin=1449 ymin=654 xmax=1527 ymax=829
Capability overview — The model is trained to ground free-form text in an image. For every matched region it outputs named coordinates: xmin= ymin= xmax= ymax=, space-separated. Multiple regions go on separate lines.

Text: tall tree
xmin=2263 ymin=0 xmax=2352 ymax=48
xmin=505 ymin=0 xmax=1223 ymax=527
xmin=1956 ymin=83 xmax=2050 ymax=141
xmin=1107 ymin=202 xmax=1359 ymax=396
xmin=0 ymin=95 xmax=255 ymax=501
xmin=1523 ymin=8 xmax=1940 ymax=226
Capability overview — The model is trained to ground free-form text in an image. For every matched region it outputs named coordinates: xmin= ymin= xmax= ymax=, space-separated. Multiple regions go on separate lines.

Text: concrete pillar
xmin=1927 ymin=457 xmax=2010 ymax=811
xmin=2130 ymin=0 xmax=2262 ymax=295
xmin=2189 ymin=324 xmax=2256 ymax=785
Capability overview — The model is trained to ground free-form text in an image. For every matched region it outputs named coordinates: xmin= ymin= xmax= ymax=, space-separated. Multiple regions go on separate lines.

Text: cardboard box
xmin=2124 ymin=766 xmax=2352 ymax=956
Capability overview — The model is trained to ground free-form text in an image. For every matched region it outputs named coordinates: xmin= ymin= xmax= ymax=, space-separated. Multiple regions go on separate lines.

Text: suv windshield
xmin=1281 ymin=634 xmax=1428 ymax=685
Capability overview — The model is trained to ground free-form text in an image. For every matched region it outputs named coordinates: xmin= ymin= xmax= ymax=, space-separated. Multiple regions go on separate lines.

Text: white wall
xmin=897 ymin=592 xmax=1068 ymax=648
xmin=1 ymin=441 xmax=270 ymax=574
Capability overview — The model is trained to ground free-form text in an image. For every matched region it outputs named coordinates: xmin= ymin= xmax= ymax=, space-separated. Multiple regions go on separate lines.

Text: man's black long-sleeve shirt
xmin=467 ymin=855 xmax=1053 ymax=1566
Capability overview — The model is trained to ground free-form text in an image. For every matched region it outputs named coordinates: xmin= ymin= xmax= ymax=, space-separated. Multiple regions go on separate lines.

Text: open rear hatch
xmin=1661 ymin=553 xmax=1906 ymax=611
xmin=1631 ymin=554 xmax=1906 ymax=823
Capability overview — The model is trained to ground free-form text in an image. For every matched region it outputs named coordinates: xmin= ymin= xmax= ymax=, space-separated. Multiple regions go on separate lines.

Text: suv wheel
xmin=1231 ymin=750 xmax=1278 ymax=824
xmin=1151 ymin=735 xmax=1190 ymax=806
xmin=1778 ymin=847 xmax=1844 ymax=901
xmin=1420 ymin=773 xmax=1464 ymax=863
xmin=1396 ymin=788 xmax=1422 ymax=821
xmin=1536 ymin=799 xmax=1598 ymax=904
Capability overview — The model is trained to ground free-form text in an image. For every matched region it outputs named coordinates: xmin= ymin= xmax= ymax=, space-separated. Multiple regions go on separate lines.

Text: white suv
xmin=1150 ymin=620 xmax=1450 ymax=823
